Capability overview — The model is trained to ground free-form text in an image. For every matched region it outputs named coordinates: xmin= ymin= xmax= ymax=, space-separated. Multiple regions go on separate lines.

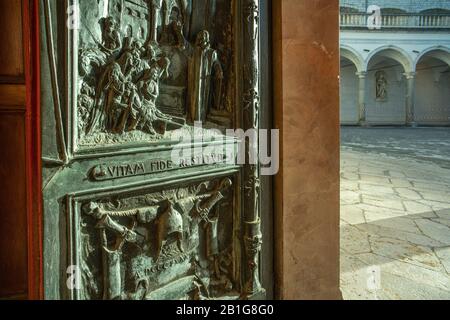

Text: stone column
xmin=356 ymin=71 xmax=367 ymax=125
xmin=149 ymin=0 xmax=162 ymax=43
xmin=273 ymin=0 xmax=341 ymax=300
xmin=404 ymin=72 xmax=416 ymax=126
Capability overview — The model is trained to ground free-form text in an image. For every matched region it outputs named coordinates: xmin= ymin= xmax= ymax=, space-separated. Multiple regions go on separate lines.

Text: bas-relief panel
xmin=42 ymin=0 xmax=264 ymax=300
xmin=76 ymin=0 xmax=235 ymax=150
xmin=69 ymin=177 xmax=241 ymax=300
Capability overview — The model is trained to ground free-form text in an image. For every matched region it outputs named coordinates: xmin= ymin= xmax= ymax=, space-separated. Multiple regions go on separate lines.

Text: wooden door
xmin=0 ymin=0 xmax=41 ymax=300
xmin=41 ymin=0 xmax=272 ymax=300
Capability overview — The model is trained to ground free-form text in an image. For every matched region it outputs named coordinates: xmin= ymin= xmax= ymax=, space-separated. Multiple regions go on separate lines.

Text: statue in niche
xmin=376 ymin=70 xmax=387 ymax=101
xmin=188 ymin=30 xmax=224 ymax=123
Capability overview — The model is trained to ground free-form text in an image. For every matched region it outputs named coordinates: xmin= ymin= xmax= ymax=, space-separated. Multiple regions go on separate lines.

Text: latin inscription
xmin=90 ymin=153 xmax=230 ymax=181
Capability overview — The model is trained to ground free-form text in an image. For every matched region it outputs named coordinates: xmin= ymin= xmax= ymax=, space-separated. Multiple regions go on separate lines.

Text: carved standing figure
xmin=78 ymin=83 xmax=95 ymax=133
xmin=376 ymin=70 xmax=387 ymax=101
xmin=84 ymin=201 xmax=142 ymax=300
xmin=188 ymin=30 xmax=224 ymax=123
xmin=99 ymin=17 xmax=122 ymax=52
xmin=137 ymin=67 xmax=166 ymax=134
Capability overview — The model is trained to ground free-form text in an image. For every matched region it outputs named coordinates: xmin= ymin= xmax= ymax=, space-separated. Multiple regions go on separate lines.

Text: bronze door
xmin=41 ymin=0 xmax=272 ymax=300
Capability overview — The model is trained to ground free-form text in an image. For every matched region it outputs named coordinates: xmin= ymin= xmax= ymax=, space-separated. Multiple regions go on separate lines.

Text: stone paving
xmin=340 ymin=128 xmax=450 ymax=300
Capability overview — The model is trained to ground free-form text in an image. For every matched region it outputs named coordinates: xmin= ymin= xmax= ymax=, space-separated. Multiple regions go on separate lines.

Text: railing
xmin=340 ymin=13 xmax=450 ymax=29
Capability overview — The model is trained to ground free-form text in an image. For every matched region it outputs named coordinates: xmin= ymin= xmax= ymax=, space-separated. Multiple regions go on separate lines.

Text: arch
xmin=414 ymin=46 xmax=450 ymax=126
xmin=420 ymin=8 xmax=450 ymax=15
xmin=365 ymin=45 xmax=414 ymax=72
xmin=365 ymin=46 xmax=413 ymax=125
xmin=340 ymin=45 xmax=365 ymax=73
xmin=340 ymin=46 xmax=360 ymax=125
xmin=381 ymin=8 xmax=408 ymax=15
xmin=415 ymin=46 xmax=450 ymax=69
xmin=340 ymin=6 xmax=361 ymax=14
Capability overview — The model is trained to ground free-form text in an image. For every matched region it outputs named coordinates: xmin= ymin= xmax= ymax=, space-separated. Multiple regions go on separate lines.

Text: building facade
xmin=340 ymin=0 xmax=450 ymax=125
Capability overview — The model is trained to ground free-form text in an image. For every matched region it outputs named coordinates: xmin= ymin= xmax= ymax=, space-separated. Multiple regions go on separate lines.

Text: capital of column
xmin=403 ymin=72 xmax=416 ymax=80
xmin=152 ymin=0 xmax=162 ymax=9
xmin=355 ymin=71 xmax=367 ymax=79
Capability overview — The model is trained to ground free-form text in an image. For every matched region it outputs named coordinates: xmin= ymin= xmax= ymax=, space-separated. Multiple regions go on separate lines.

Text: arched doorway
xmin=415 ymin=48 xmax=450 ymax=126
xmin=340 ymin=47 xmax=365 ymax=125
xmin=365 ymin=47 xmax=413 ymax=125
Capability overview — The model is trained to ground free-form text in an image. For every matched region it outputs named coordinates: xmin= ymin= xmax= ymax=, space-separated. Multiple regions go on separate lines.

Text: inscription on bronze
xmin=90 ymin=152 xmax=230 ymax=181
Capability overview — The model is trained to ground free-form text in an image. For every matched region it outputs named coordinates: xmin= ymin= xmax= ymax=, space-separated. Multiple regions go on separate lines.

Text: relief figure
xmin=137 ymin=57 xmax=185 ymax=134
xmin=77 ymin=1 xmax=234 ymax=146
xmin=79 ymin=178 xmax=235 ymax=300
xmin=99 ymin=16 xmax=122 ymax=53
xmin=87 ymin=50 xmax=142 ymax=134
xmin=85 ymin=36 xmax=185 ymax=136
xmin=188 ymin=30 xmax=224 ymax=123
xmin=160 ymin=2 xmax=188 ymax=48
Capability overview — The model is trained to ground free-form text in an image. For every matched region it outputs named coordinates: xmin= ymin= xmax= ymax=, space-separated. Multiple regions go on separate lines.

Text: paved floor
xmin=340 ymin=127 xmax=450 ymax=300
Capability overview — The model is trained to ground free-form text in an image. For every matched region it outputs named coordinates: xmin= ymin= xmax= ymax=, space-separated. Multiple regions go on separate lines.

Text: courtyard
xmin=340 ymin=127 xmax=450 ymax=299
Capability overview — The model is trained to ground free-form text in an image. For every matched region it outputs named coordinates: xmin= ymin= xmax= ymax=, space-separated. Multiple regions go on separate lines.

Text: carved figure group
xmin=79 ymin=9 xmax=226 ymax=140
xmin=83 ymin=28 xmax=182 ymax=136
xmin=82 ymin=178 xmax=233 ymax=300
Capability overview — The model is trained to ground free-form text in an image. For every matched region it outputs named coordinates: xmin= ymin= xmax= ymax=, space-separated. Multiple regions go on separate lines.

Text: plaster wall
xmin=415 ymin=65 xmax=450 ymax=125
xmin=340 ymin=63 xmax=359 ymax=124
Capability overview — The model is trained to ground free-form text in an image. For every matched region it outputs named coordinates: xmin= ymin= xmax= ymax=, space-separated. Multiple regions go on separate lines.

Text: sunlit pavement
xmin=340 ymin=127 xmax=450 ymax=300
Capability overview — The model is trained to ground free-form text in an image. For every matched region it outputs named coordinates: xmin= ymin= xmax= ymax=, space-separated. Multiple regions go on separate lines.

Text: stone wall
xmin=273 ymin=0 xmax=341 ymax=300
